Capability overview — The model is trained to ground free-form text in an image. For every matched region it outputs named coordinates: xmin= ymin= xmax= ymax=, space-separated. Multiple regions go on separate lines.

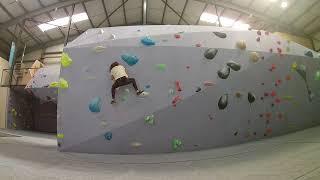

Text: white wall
xmin=0 ymin=57 xmax=9 ymax=128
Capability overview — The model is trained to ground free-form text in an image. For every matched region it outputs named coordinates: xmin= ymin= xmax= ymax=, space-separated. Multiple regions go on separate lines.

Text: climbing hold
xmin=234 ymin=131 xmax=238 ymax=136
xmin=282 ymin=96 xmax=293 ymax=101
xmin=155 ymin=64 xmax=166 ymax=71
xmin=296 ymin=64 xmax=307 ymax=81
xmin=315 ymin=71 xmax=320 ymax=80
xmin=195 ymin=43 xmax=201 ymax=47
xmin=121 ymin=54 xmax=139 ymax=66
xmin=257 ymin=30 xmax=261 ymax=36
xmin=226 ymin=61 xmax=241 ymax=71
xmin=59 ymin=78 xmax=69 ymax=89
xmin=110 ymin=34 xmax=116 ymax=40
xmin=175 ymin=81 xmax=182 ymax=92
xmin=89 ymin=97 xmax=102 ymax=113
xmin=104 ymin=132 xmax=112 ymax=141
xmin=145 ymin=84 xmax=151 ymax=89
xmin=195 ymin=87 xmax=202 ymax=92
xmin=269 ymin=48 xmax=273 ymax=53
xmin=61 ymin=53 xmax=73 ymax=67
xmin=57 ymin=133 xmax=64 ymax=139
xmin=271 ymin=64 xmax=276 ymax=71
xmin=277 ymin=41 xmax=281 ymax=45
xmin=265 ymin=31 xmax=270 ymax=35
xmin=248 ymin=92 xmax=256 ymax=104
xmin=249 ymin=52 xmax=260 ymax=63
xmin=204 ymin=48 xmax=218 ymax=60
xmin=172 ymin=95 xmax=182 ymax=107
xmin=236 ymin=40 xmax=246 ymax=50
xmin=256 ymin=37 xmax=260 ymax=42
xmin=172 ymin=138 xmax=183 ymax=151
xmin=218 ymin=94 xmax=228 ymax=110
xmin=213 ymin=31 xmax=227 ymax=38
xmin=277 ymin=48 xmax=282 ymax=54
xmin=49 ymin=81 xmax=60 ymax=88
xmin=144 ymin=114 xmax=155 ymax=125
xmin=305 ymin=51 xmax=314 ymax=58
xmin=93 ymin=46 xmax=106 ymax=53
xmin=217 ymin=67 xmax=230 ymax=79
xmin=275 ymin=98 xmax=281 ymax=104
xmin=235 ymin=92 xmax=243 ymax=98
xmin=208 ymin=114 xmax=213 ymax=120
xmin=186 ymin=65 xmax=190 ymax=69
xmin=286 ymin=75 xmax=292 ymax=81
xmin=271 ymin=91 xmax=277 ymax=97
xmin=100 ymin=121 xmax=108 ymax=127
xmin=174 ymin=34 xmax=181 ymax=39
xmin=141 ymin=36 xmax=155 ymax=46
xmin=130 ymin=142 xmax=142 ymax=148
xmin=291 ymin=62 xmax=298 ymax=71
xmin=265 ymin=112 xmax=272 ymax=119
xmin=168 ymin=88 xmax=175 ymax=95
xmin=203 ymin=81 xmax=214 ymax=86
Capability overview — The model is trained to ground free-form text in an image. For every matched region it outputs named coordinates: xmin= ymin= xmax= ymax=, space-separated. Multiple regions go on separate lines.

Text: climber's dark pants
xmin=112 ymin=76 xmax=138 ymax=99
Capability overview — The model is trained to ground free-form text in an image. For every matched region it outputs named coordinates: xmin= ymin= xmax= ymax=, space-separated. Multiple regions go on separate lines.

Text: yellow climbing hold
xmin=291 ymin=62 xmax=297 ymax=71
xmin=49 ymin=81 xmax=60 ymax=88
xmin=61 ymin=53 xmax=73 ymax=68
xmin=59 ymin=78 xmax=69 ymax=89
xmin=57 ymin=133 xmax=64 ymax=139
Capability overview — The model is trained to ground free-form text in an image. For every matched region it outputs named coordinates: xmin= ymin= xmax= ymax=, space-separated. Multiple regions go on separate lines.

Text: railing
xmin=1 ymin=67 xmax=40 ymax=87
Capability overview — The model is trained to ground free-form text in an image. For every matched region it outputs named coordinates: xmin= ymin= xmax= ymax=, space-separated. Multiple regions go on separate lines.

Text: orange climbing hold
xmin=286 ymin=75 xmax=292 ymax=81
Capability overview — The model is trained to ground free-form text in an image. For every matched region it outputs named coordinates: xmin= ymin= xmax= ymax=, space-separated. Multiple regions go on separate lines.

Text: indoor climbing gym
xmin=0 ymin=0 xmax=320 ymax=179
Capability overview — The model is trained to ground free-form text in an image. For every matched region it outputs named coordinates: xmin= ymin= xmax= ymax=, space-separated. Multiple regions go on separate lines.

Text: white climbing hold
xmin=100 ymin=121 xmax=108 ymax=127
xmin=99 ymin=29 xmax=104 ymax=34
xmin=130 ymin=142 xmax=142 ymax=148
xmin=249 ymin=52 xmax=260 ymax=63
xmin=109 ymin=34 xmax=116 ymax=40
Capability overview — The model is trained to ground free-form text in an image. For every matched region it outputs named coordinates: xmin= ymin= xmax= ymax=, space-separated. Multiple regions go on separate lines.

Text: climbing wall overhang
xmin=57 ymin=25 xmax=320 ymax=154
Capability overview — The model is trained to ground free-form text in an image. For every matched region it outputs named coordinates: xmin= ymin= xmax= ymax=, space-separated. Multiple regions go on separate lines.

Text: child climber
xmin=109 ymin=61 xmax=148 ymax=104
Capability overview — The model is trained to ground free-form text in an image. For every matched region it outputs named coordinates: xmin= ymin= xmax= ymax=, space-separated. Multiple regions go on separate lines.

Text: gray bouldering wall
xmin=58 ymin=25 xmax=320 ymax=154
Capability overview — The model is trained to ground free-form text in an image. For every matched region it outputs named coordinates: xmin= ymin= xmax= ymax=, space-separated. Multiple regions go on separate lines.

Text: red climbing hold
xmin=264 ymin=92 xmax=269 ymax=97
xmin=275 ymin=97 xmax=281 ymax=104
xmin=172 ymin=95 xmax=182 ymax=107
xmin=174 ymin=34 xmax=181 ymax=39
xmin=175 ymin=81 xmax=182 ymax=92
xmin=257 ymin=30 xmax=262 ymax=36
xmin=271 ymin=91 xmax=277 ymax=97
xmin=286 ymin=75 xmax=292 ymax=81
xmin=277 ymin=79 xmax=282 ymax=84
xmin=195 ymin=43 xmax=201 ymax=47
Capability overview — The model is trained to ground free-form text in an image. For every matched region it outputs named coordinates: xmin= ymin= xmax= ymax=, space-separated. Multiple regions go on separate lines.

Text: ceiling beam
xmin=81 ymin=2 xmax=94 ymax=28
xmin=195 ymin=0 xmax=308 ymax=37
xmin=0 ymin=0 xmax=95 ymax=31
xmin=142 ymin=0 xmax=147 ymax=24
xmin=97 ymin=0 xmax=129 ymax=27
xmin=122 ymin=0 xmax=128 ymax=25
xmin=161 ymin=0 xmax=168 ymax=24
xmin=101 ymin=0 xmax=112 ymax=27
xmin=178 ymin=0 xmax=188 ymax=25
xmin=160 ymin=0 xmax=190 ymax=25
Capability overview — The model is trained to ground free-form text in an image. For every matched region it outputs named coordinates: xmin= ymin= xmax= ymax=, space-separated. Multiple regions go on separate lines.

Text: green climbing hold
xmin=315 ymin=71 xmax=320 ymax=80
xmin=155 ymin=64 xmax=166 ymax=71
xmin=49 ymin=81 xmax=60 ymax=88
xmin=282 ymin=96 xmax=294 ymax=101
xmin=144 ymin=114 xmax=155 ymax=125
xmin=57 ymin=133 xmax=64 ymax=139
xmin=61 ymin=53 xmax=73 ymax=68
xmin=59 ymin=78 xmax=69 ymax=89
xmin=172 ymin=138 xmax=183 ymax=151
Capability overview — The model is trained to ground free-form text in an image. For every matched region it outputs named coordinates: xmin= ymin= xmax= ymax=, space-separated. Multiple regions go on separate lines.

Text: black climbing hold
xmin=57 ymin=142 xmax=61 ymax=147
xmin=204 ymin=48 xmax=218 ymax=60
xmin=248 ymin=92 xmax=256 ymax=103
xmin=217 ymin=67 xmax=230 ymax=79
xmin=260 ymin=97 xmax=264 ymax=101
xmin=305 ymin=51 xmax=313 ymax=58
xmin=218 ymin=94 xmax=228 ymax=110
xmin=271 ymin=103 xmax=275 ymax=107
xmin=226 ymin=61 xmax=241 ymax=71
xmin=213 ymin=32 xmax=227 ymax=38
xmin=234 ymin=131 xmax=238 ymax=136
xmin=196 ymin=87 xmax=201 ymax=92
xmin=253 ymin=132 xmax=257 ymax=136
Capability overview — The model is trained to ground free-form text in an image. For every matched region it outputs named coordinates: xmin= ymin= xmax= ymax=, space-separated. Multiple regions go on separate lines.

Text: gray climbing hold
xmin=226 ymin=61 xmax=241 ymax=71
xmin=213 ymin=32 xmax=227 ymax=38
xmin=217 ymin=67 xmax=230 ymax=79
xmin=305 ymin=51 xmax=313 ymax=58
xmin=218 ymin=94 xmax=228 ymax=110
xmin=204 ymin=48 xmax=218 ymax=60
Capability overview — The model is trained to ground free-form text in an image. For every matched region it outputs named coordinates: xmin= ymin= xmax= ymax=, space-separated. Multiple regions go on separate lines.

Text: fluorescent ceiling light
xmin=38 ymin=12 xmax=88 ymax=32
xmin=200 ymin=12 xmax=250 ymax=30
xmin=270 ymin=0 xmax=278 ymax=2
xmin=281 ymin=1 xmax=288 ymax=8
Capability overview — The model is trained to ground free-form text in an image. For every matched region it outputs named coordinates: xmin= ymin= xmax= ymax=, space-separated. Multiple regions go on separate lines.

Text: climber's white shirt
xmin=111 ymin=65 xmax=128 ymax=81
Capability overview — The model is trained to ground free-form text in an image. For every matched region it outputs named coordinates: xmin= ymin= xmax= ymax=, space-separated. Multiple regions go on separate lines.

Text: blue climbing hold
xmin=89 ymin=97 xmax=102 ymax=113
xmin=121 ymin=54 xmax=139 ymax=66
xmin=141 ymin=36 xmax=155 ymax=46
xmin=145 ymin=84 xmax=151 ymax=89
xmin=104 ymin=132 xmax=112 ymax=140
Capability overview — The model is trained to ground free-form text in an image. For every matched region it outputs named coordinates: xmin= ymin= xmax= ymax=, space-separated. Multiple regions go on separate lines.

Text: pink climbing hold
xmin=271 ymin=64 xmax=276 ymax=70
xmin=172 ymin=95 xmax=182 ymax=107
xmin=175 ymin=81 xmax=182 ymax=92
xmin=275 ymin=97 xmax=281 ymax=104
xmin=277 ymin=47 xmax=282 ymax=54
xmin=265 ymin=31 xmax=270 ymax=35
xmin=195 ymin=43 xmax=201 ymax=47
xmin=174 ymin=34 xmax=181 ymax=39
xmin=271 ymin=91 xmax=277 ymax=97
xmin=204 ymin=81 xmax=215 ymax=86
xmin=277 ymin=79 xmax=282 ymax=84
